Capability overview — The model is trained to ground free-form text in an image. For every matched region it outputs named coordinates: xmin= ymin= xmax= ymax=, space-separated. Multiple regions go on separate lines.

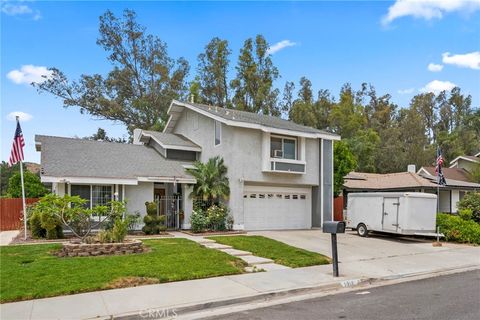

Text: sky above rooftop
xmin=2 ymin=0 xmax=479 ymax=163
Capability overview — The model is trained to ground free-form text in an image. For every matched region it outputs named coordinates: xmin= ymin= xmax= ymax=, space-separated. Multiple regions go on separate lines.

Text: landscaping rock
xmin=58 ymin=240 xmax=145 ymax=257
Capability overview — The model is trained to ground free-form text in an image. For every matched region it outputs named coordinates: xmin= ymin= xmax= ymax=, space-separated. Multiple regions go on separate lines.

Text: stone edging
xmin=58 ymin=239 xmax=145 ymax=257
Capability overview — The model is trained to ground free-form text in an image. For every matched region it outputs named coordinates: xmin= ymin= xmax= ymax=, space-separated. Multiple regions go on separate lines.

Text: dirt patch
xmin=103 ymin=277 xmax=160 ymax=289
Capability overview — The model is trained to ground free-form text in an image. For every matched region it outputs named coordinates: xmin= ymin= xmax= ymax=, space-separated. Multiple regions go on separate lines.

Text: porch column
xmin=182 ymin=184 xmax=193 ymax=229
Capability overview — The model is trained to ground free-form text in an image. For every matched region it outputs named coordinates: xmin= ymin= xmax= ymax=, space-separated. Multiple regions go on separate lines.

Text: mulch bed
xmin=180 ymin=230 xmax=247 ymax=236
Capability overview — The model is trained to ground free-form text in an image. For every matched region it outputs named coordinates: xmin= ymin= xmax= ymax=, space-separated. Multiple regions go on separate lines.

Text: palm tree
xmin=186 ymin=156 xmax=230 ymax=205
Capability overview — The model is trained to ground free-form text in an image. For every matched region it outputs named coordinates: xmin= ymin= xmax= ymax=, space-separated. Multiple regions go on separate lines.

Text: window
xmin=70 ymin=184 xmax=113 ymax=209
xmin=214 ymin=120 xmax=221 ymax=146
xmin=270 ymin=136 xmax=297 ymax=160
xmin=70 ymin=185 xmax=91 ymax=208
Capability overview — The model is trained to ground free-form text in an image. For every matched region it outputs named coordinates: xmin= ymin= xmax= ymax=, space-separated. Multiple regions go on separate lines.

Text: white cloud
xmin=382 ymin=0 xmax=480 ymax=25
xmin=398 ymin=88 xmax=415 ymax=94
xmin=1 ymin=1 xmax=42 ymax=20
xmin=427 ymin=63 xmax=443 ymax=72
xmin=442 ymin=51 xmax=480 ymax=70
xmin=421 ymin=80 xmax=456 ymax=94
xmin=7 ymin=65 xmax=52 ymax=85
xmin=267 ymin=40 xmax=297 ymax=55
xmin=6 ymin=111 xmax=33 ymax=122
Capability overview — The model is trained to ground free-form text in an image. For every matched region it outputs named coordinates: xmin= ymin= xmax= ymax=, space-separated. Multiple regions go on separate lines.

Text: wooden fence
xmin=0 ymin=198 xmax=39 ymax=231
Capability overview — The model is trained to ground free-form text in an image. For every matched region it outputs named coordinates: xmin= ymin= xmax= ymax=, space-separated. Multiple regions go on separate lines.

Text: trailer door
xmin=382 ymin=197 xmax=399 ymax=232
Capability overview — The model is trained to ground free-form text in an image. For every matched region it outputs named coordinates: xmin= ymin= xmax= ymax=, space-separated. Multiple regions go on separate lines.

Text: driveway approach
xmin=252 ymin=230 xmax=480 ymax=278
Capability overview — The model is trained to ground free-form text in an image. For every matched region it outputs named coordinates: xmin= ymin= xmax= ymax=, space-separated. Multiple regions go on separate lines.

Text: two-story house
xmin=35 ymin=100 xmax=340 ymax=230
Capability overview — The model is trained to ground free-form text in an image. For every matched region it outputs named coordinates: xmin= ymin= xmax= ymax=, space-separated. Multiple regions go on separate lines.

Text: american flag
xmin=8 ymin=120 xmax=25 ymax=167
xmin=435 ymin=148 xmax=446 ymax=186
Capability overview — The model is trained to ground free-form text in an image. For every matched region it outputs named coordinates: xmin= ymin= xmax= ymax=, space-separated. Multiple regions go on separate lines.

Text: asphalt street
xmin=205 ymin=270 xmax=480 ymax=320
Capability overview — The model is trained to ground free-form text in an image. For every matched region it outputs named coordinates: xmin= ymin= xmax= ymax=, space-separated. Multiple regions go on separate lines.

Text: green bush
xmin=458 ymin=192 xmax=480 ymax=223
xmin=206 ymin=205 xmax=228 ymax=231
xmin=29 ymin=210 xmax=46 ymax=238
xmin=190 ymin=210 xmax=208 ymax=233
xmin=112 ymin=218 xmax=129 ymax=242
xmin=141 ymin=211 xmax=165 ymax=235
xmin=459 ymin=208 xmax=473 ymax=221
xmin=28 ymin=200 xmax=63 ymax=240
xmin=437 ymin=213 xmax=480 ymax=245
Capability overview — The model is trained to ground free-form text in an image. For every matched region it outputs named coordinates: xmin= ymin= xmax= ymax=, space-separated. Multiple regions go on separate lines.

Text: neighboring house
xmin=343 ymin=167 xmax=480 ymax=213
xmin=448 ymin=152 xmax=480 ymax=172
xmin=36 ymin=100 xmax=340 ymax=231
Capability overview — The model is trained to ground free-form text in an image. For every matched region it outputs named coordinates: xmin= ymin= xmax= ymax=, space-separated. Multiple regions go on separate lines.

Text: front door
xmin=154 ymin=188 xmax=166 ymax=215
xmin=382 ymin=197 xmax=399 ymax=232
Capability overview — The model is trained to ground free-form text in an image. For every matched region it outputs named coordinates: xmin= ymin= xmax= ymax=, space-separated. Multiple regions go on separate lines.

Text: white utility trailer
xmin=345 ymin=192 xmax=438 ymax=237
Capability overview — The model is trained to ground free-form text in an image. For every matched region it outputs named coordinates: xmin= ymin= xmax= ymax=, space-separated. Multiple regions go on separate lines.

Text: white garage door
xmin=243 ymin=185 xmax=312 ymax=230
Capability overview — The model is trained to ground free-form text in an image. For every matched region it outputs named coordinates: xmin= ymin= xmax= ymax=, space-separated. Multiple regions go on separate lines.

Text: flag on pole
xmin=435 ymin=148 xmax=446 ymax=186
xmin=8 ymin=120 xmax=25 ymax=167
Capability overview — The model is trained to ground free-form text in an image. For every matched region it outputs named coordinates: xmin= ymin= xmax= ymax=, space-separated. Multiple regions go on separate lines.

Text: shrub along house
xmin=36 ymin=99 xmax=340 ymax=230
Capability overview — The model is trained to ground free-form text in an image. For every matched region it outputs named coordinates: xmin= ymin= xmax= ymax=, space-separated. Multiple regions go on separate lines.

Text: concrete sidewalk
xmin=0 ymin=230 xmax=19 ymax=246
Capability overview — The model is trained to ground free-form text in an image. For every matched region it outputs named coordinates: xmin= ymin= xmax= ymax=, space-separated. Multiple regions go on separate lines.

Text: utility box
xmin=323 ymin=221 xmax=346 ymax=234
xmin=345 ymin=192 xmax=438 ymax=237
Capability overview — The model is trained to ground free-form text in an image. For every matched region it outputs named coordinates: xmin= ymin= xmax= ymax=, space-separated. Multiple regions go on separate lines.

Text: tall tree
xmin=328 ymin=83 xmax=366 ymax=138
xmin=35 ymin=9 xmax=189 ymax=134
xmin=230 ymin=35 xmax=280 ymax=115
xmin=333 ymin=141 xmax=357 ymax=196
xmin=280 ymin=81 xmax=295 ymax=115
xmin=84 ymin=128 xmax=127 ymax=143
xmin=197 ymin=37 xmax=231 ymax=107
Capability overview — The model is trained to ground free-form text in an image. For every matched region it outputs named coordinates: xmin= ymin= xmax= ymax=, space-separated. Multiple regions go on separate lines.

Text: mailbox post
xmin=322 ymin=221 xmax=345 ymax=277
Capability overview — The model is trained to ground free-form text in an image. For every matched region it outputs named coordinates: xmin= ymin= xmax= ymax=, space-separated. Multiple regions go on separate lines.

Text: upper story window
xmin=214 ymin=120 xmax=221 ymax=146
xmin=270 ymin=136 xmax=297 ymax=160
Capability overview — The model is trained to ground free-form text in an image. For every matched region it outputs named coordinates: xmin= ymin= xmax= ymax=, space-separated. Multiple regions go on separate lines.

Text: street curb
xmin=110 ymin=265 xmax=480 ymax=320
xmin=112 ymin=278 xmax=367 ymax=320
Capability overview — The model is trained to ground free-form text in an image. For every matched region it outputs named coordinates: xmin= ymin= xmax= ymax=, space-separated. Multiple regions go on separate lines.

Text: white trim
xmin=331 ymin=140 xmax=334 ymax=222
xmin=165 ymin=100 xmax=341 ymax=141
xmin=417 ymin=167 xmax=433 ymax=176
xmin=449 ymin=156 xmax=480 ymax=166
xmin=271 ymin=134 xmax=298 ymax=160
xmin=137 ymin=176 xmax=196 ymax=184
xmin=141 ymin=131 xmax=202 ymax=152
xmin=41 ymin=176 xmax=138 ymax=185
xmin=320 ymin=139 xmax=324 ymax=226
xmin=269 ymin=158 xmax=306 ymax=165
xmin=475 ymin=152 xmax=480 ymax=157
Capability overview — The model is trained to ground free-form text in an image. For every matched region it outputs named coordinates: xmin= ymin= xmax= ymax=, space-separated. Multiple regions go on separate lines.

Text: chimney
xmin=133 ymin=128 xmax=143 ymax=145
xmin=407 ymin=164 xmax=416 ymax=173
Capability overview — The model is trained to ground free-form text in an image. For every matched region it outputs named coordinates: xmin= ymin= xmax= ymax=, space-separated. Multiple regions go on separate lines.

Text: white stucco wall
xmin=124 ymin=182 xmax=154 ymax=217
xmin=173 ymin=109 xmax=322 ymax=229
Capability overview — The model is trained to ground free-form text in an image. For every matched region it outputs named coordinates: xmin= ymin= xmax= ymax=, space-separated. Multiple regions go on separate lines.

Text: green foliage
xmin=346 ymin=129 xmax=380 ymax=173
xmin=197 ymin=37 xmax=231 ymax=107
xmin=437 ymin=213 xmax=480 ymax=245
xmin=0 ymin=238 xmax=245 ymax=303
xmin=186 ymin=156 xmax=230 ymax=203
xmin=28 ymin=199 xmax=64 ymax=239
xmin=457 ymin=192 xmax=480 ymax=223
xmin=112 ymin=218 xmax=129 ymax=242
xmin=145 ymin=201 xmax=157 ymax=215
xmin=84 ymin=128 xmax=127 ymax=143
xmin=190 ymin=210 xmax=208 ymax=233
xmin=206 ymin=205 xmax=229 ymax=231
xmin=208 ymin=235 xmax=330 ymax=268
xmin=1 ymin=162 xmax=24 ymax=196
xmin=35 ymin=9 xmax=189 ymax=133
xmin=141 ymin=203 xmax=166 ymax=235
xmin=230 ymin=35 xmax=280 ymax=115
xmin=7 ymin=171 xmax=48 ymax=198
xmin=458 ymin=209 xmax=473 ymax=221
xmin=470 ymin=164 xmax=480 ymax=184
xmin=333 ymin=141 xmax=357 ymax=196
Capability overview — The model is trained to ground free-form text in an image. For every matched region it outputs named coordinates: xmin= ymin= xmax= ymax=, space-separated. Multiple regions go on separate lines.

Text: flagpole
xmin=16 ymin=116 xmax=28 ymax=240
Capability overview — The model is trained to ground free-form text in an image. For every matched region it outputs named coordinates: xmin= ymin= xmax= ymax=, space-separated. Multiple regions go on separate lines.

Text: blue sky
xmin=2 ymin=0 xmax=479 ymax=163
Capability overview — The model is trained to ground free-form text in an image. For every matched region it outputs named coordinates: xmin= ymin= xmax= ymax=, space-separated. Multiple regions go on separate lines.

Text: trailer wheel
xmin=357 ymin=223 xmax=368 ymax=237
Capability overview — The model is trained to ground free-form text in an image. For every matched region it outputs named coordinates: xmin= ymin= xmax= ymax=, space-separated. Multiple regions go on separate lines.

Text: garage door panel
xmin=243 ymin=186 xmax=311 ymax=230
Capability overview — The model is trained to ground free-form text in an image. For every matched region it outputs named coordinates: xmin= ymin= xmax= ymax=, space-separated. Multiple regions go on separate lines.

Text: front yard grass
xmin=207 ymin=235 xmax=330 ymax=268
xmin=0 ymin=238 xmax=246 ymax=303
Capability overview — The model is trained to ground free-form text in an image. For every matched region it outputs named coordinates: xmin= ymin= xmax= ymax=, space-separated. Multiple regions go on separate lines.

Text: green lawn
xmin=0 ymin=238 xmax=246 ymax=303
xmin=207 ymin=235 xmax=330 ymax=268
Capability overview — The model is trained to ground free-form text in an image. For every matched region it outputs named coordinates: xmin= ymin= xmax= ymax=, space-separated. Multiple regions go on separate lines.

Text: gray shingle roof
xmin=35 ymin=135 xmax=193 ymax=180
xmin=184 ymin=101 xmax=339 ymax=137
xmin=142 ymin=131 xmax=200 ymax=148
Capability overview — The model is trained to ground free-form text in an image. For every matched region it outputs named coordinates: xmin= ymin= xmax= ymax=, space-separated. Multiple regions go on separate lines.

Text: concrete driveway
xmin=252 ymin=229 xmax=480 ymax=278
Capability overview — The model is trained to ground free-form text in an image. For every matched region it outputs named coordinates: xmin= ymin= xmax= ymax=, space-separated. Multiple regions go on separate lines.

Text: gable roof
xmin=449 ymin=155 xmax=480 ymax=166
xmin=164 ymin=100 xmax=340 ymax=140
xmin=344 ymin=171 xmax=480 ymax=190
xmin=35 ymin=135 xmax=195 ymax=184
xmin=140 ymin=131 xmax=201 ymax=151
xmin=418 ymin=166 xmax=473 ymax=182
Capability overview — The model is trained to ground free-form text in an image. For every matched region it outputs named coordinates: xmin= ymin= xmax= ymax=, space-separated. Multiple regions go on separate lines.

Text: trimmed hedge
xmin=437 ymin=213 xmax=480 ymax=245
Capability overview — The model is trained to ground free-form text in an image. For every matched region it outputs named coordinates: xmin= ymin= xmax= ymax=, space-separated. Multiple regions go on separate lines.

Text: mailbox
xmin=323 ymin=221 xmax=346 ymax=234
